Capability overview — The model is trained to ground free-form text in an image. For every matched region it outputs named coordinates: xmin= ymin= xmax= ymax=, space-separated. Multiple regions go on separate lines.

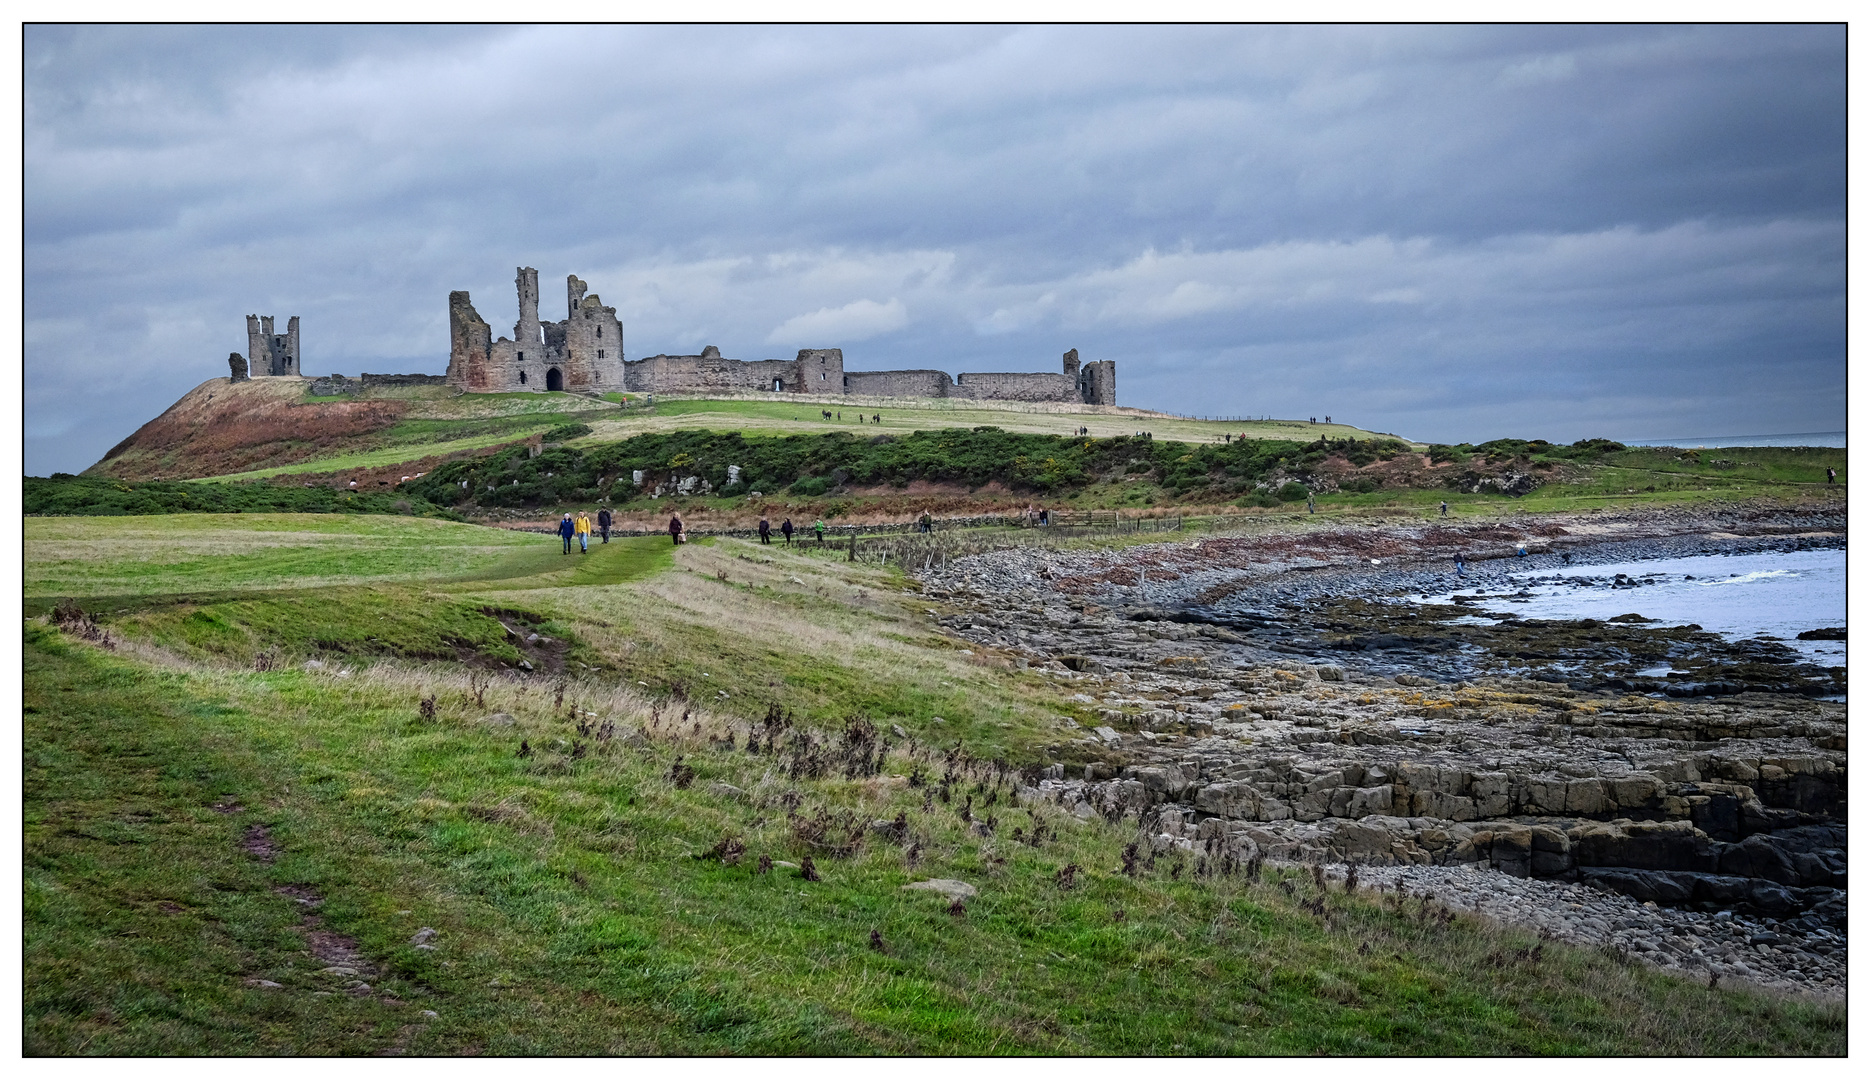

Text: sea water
xmin=1420 ymin=549 xmax=1846 ymax=669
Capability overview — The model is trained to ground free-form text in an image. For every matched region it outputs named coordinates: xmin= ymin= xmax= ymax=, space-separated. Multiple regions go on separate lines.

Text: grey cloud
xmin=25 ymin=24 xmax=1842 ymax=474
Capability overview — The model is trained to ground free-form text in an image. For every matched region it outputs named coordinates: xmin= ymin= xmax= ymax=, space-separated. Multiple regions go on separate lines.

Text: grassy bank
xmin=22 ymin=513 xmax=1848 ymax=1054
xmin=25 ymin=629 xmax=1846 ymax=1054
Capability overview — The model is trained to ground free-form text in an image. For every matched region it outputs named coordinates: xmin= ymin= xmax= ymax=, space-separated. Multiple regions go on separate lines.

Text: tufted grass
xmin=24 ymin=625 xmax=1846 ymax=1055
xmin=21 ymin=516 xmax=1847 ymax=1055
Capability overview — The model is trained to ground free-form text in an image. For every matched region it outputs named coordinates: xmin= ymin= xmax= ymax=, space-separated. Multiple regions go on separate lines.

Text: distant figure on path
xmin=1455 ymin=555 xmax=1465 ymax=575
xmin=1827 ymin=467 xmax=1837 ymax=484
xmin=758 ymin=516 xmax=772 ymax=544
xmin=669 ymin=513 xmax=685 ymax=546
xmin=1306 ymin=493 xmax=1316 ymax=514
xmin=781 ymin=518 xmax=794 ymax=546
xmin=814 ymin=519 xmax=827 ymax=545
xmin=1039 ymin=508 xmax=1049 ymax=526
xmin=919 ymin=511 xmax=933 ymax=534
xmin=597 ymin=506 xmax=612 ymax=543
xmin=575 ymin=510 xmax=592 ymax=553
xmin=873 ymin=413 xmax=880 ymax=423
xmin=558 ymin=513 xmax=575 ymax=555
xmin=1439 ymin=500 xmax=1448 ymax=518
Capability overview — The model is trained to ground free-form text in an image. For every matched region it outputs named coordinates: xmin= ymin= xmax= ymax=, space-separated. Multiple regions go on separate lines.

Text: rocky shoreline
xmin=917 ymin=502 xmax=1846 ymax=997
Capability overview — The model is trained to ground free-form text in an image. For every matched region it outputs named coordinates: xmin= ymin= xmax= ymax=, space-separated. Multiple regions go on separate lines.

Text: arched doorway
xmin=773 ymin=378 xmax=784 ymax=392
xmin=546 ymin=367 xmax=563 ymax=391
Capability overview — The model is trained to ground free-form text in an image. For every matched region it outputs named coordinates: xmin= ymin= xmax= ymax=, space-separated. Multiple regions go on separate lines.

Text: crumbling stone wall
xmin=953 ymin=370 xmax=1081 ymax=402
xmin=843 ymin=369 xmax=955 ymax=397
xmin=623 ymin=347 xmax=843 ymax=395
xmin=227 ymin=352 xmax=249 ymax=383
xmin=311 ymin=373 xmax=451 ymax=395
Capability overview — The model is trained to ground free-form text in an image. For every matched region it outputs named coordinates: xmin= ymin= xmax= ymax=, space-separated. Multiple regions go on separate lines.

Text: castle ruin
xmin=245 ymin=315 xmax=299 ymax=376
xmin=446 ymin=268 xmax=623 ymax=393
xmin=446 ymin=268 xmax=1115 ymax=405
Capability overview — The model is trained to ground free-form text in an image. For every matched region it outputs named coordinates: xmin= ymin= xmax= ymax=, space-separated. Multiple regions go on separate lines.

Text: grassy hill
xmin=84 ymin=378 xmax=1402 ymax=484
xmin=23 ymin=514 xmax=1846 ymax=1054
xmin=65 ymin=379 xmax=1844 ymax=532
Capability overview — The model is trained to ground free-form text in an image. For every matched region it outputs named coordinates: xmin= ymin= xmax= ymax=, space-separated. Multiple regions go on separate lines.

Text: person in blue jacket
xmin=558 ymin=513 xmax=575 ymax=554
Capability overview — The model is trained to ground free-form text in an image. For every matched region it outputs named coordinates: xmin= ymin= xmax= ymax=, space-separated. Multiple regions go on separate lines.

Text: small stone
xmin=903 ymin=878 xmax=978 ymax=901
xmin=320 ymin=965 xmax=359 ymax=977
xmin=245 ymin=978 xmax=283 ymax=989
xmin=410 ymin=927 xmax=438 ymax=945
xmin=706 ymin=782 xmax=745 ymax=799
xmin=422 ymin=1010 xmax=439 ymax=1018
xmin=518 ymin=660 xmax=533 ymax=672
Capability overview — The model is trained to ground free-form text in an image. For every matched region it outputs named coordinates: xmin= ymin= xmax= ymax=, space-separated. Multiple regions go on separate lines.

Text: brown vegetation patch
xmin=89 ymin=378 xmax=408 ymax=480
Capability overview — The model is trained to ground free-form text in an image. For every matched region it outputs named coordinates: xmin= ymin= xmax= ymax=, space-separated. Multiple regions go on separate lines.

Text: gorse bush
xmin=399 ymin=429 xmax=1421 ymax=509
xmin=25 ymin=475 xmax=460 ymax=518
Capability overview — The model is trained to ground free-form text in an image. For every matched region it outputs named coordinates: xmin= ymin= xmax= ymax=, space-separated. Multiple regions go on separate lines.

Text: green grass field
xmin=21 ymin=513 xmax=1848 ymax=1054
xmin=580 ymin=394 xmax=1396 ymax=446
xmin=24 ymin=515 xmax=544 ymax=599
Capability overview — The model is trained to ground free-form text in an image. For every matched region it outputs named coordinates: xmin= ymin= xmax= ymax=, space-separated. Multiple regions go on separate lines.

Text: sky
xmin=22 ymin=24 xmax=1846 ymax=476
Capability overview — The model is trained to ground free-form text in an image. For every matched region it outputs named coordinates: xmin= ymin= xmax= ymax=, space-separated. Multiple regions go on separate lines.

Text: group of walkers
xmin=752 ymin=515 xmax=824 ymax=546
xmin=556 ymin=508 xmax=614 ymax=554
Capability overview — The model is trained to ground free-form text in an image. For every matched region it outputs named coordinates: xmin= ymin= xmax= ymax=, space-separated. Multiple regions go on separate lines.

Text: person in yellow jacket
xmin=574 ymin=510 xmax=593 ymax=554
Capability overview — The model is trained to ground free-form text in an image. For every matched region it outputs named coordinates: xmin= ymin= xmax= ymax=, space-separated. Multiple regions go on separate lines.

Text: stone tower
xmin=1079 ymin=359 xmax=1116 ymax=405
xmin=514 ymin=266 xmax=542 ymax=349
xmin=245 ymin=314 xmax=300 ymax=376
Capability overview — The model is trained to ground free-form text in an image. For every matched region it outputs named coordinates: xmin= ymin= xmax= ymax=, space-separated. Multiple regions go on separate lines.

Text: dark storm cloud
xmin=25 ymin=24 xmax=1843 ymax=474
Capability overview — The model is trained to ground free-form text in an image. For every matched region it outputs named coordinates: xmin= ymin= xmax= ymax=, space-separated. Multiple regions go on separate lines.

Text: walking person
xmin=919 ymin=510 xmax=932 ymax=534
xmin=1827 ymin=467 xmax=1837 ymax=484
xmin=1455 ymin=554 xmax=1465 ymax=576
xmin=1439 ymin=500 xmax=1448 ymax=518
xmin=781 ymin=517 xmax=794 ymax=546
xmin=669 ymin=512 xmax=684 ymax=546
xmin=575 ymin=510 xmax=592 ymax=554
xmin=758 ymin=515 xmax=772 ymax=545
xmin=597 ymin=506 xmax=612 ymax=543
xmin=1306 ymin=493 xmax=1316 ymax=514
xmin=558 ymin=513 xmax=575 ymax=555
xmin=814 ymin=519 xmax=827 ymax=546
